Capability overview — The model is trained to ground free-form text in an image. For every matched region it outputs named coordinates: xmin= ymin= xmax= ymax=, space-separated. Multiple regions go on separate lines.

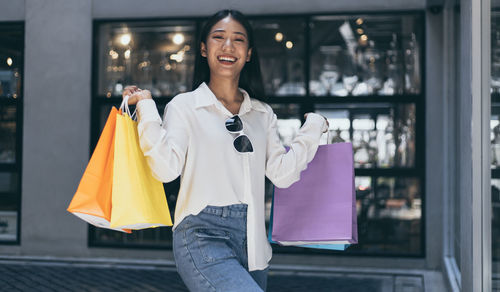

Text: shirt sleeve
xmin=265 ymin=110 xmax=328 ymax=188
xmin=136 ymin=98 xmax=189 ymax=183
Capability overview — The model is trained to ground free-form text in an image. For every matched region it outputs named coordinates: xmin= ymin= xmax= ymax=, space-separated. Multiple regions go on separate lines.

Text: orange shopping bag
xmin=67 ymin=107 xmax=131 ymax=233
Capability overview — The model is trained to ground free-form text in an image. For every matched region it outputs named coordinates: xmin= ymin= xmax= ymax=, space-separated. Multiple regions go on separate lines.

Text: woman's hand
xmin=304 ymin=112 xmax=330 ymax=133
xmin=123 ymin=85 xmax=152 ymax=105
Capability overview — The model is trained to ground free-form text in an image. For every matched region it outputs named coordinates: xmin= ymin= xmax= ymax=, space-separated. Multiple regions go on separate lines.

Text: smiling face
xmin=200 ymin=16 xmax=252 ymax=80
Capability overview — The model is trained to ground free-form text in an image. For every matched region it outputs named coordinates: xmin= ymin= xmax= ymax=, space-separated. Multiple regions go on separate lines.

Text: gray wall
xmin=21 ymin=0 xmax=92 ymax=255
xmin=92 ymin=0 xmax=426 ymax=19
xmin=0 ymin=0 xmax=449 ymax=275
xmin=0 ymin=0 xmax=24 ymax=21
xmin=425 ymin=10 xmax=445 ymax=271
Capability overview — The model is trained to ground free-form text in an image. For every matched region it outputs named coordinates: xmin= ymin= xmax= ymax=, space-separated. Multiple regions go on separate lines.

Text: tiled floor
xmin=0 ymin=262 xmax=424 ymax=291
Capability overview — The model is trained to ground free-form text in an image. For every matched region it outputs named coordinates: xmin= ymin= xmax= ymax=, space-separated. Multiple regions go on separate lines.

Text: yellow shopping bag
xmin=110 ymin=103 xmax=173 ymax=229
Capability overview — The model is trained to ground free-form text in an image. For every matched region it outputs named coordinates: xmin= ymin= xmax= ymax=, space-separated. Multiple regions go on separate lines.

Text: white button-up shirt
xmin=136 ymin=82 xmax=327 ymax=271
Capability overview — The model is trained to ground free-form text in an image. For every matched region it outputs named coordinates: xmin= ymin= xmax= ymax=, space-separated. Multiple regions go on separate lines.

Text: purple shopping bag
xmin=271 ymin=142 xmax=357 ymax=246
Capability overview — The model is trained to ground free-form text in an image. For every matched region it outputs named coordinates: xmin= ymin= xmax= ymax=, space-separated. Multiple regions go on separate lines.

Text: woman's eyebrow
xmin=210 ymin=29 xmax=247 ymax=38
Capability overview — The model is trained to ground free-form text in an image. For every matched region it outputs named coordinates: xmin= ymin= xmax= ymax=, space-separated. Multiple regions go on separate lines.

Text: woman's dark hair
xmin=192 ymin=9 xmax=267 ymax=103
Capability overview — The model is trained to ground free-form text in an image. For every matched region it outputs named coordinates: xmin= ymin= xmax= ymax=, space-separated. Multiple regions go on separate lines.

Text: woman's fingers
xmin=123 ymin=86 xmax=143 ymax=105
xmin=127 ymin=89 xmax=152 ymax=105
xmin=304 ymin=112 xmax=329 ymax=133
xmin=122 ymin=86 xmax=152 ymax=105
xmin=123 ymin=86 xmax=139 ymax=97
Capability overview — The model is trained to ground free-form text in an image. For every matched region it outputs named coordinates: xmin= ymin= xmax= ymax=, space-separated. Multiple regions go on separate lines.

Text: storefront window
xmin=91 ymin=13 xmax=424 ymax=257
xmin=252 ymin=18 xmax=306 ymax=96
xmin=310 ymin=15 xmax=422 ymax=97
xmin=492 ymin=5 xmax=500 ymax=278
xmin=96 ymin=20 xmax=197 ymax=98
xmin=0 ymin=22 xmax=23 ymax=243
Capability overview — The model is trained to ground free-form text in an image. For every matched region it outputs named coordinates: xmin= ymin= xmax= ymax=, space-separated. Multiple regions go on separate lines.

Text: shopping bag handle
xmin=120 ymin=95 xmax=137 ymax=120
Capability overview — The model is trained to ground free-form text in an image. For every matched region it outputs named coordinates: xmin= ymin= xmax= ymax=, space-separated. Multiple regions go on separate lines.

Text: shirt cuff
xmin=305 ymin=113 xmax=328 ymax=133
xmin=136 ymin=99 xmax=161 ymax=124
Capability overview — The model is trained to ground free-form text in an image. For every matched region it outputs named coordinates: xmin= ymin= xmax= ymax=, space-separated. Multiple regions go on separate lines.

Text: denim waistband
xmin=201 ymin=204 xmax=248 ymax=218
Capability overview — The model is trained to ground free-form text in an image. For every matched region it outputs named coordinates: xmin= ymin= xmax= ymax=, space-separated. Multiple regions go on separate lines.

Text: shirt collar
xmin=194 ymin=82 xmax=267 ymax=115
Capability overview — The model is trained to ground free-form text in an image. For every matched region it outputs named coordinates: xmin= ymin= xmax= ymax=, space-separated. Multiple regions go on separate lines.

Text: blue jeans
xmin=173 ymin=204 xmax=268 ymax=291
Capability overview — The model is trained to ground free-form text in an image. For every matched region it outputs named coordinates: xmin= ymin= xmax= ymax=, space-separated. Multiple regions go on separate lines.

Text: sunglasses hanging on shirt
xmin=225 ymin=115 xmax=254 ymax=153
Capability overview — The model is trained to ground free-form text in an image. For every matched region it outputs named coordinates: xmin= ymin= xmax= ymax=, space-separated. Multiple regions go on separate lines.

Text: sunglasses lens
xmin=234 ymin=135 xmax=253 ymax=153
xmin=225 ymin=116 xmax=243 ymax=132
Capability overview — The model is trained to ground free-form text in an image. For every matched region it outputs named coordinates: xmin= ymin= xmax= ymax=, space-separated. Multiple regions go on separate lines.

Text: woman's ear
xmin=201 ymin=42 xmax=207 ymax=57
xmin=246 ymin=47 xmax=252 ymax=62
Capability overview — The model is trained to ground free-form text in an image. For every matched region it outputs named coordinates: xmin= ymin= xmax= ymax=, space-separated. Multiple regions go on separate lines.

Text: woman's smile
xmin=217 ymin=54 xmax=238 ymax=65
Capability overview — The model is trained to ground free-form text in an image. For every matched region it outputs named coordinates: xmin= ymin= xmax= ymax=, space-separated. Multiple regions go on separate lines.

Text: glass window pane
xmin=309 ymin=14 xmax=422 ymax=96
xmin=493 ymin=179 xmax=500 ymax=267
xmin=492 ymin=112 xmax=500 ymax=168
xmin=351 ymin=176 xmax=421 ymax=255
xmin=316 ymin=103 xmax=416 ymax=168
xmin=0 ymin=105 xmax=16 ymax=163
xmin=0 ymin=210 xmax=17 ymax=241
xmin=0 ymin=172 xmax=18 ymax=242
xmin=493 ymin=7 xmax=500 ymax=277
xmin=97 ymin=21 xmax=197 ymax=97
xmin=0 ymin=23 xmax=23 ymax=99
xmin=252 ymin=18 xmax=306 ymax=96
xmin=0 ymin=172 xmax=17 ymax=193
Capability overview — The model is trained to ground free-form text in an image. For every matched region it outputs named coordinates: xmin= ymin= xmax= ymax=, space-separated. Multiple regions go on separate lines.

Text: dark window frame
xmin=0 ymin=21 xmax=24 ymax=245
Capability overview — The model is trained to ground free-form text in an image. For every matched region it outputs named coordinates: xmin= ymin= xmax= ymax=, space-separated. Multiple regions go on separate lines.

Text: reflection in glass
xmin=0 ymin=211 xmax=16 ymax=241
xmin=492 ymin=179 xmax=500 ymax=265
xmin=352 ymin=177 xmax=421 ymax=255
xmin=0 ymin=23 xmax=23 ymax=98
xmin=316 ymin=103 xmax=416 ymax=168
xmin=0 ymin=172 xmax=17 ymax=193
xmin=380 ymin=34 xmax=404 ymax=95
xmin=319 ymin=46 xmax=342 ymax=96
xmin=0 ymin=106 xmax=16 ymax=163
xmin=310 ymin=15 xmax=422 ymax=96
xmin=0 ymin=172 xmax=18 ymax=242
xmin=493 ymin=9 xmax=500 ymax=275
xmin=97 ymin=21 xmax=196 ymax=97
xmin=491 ymin=116 xmax=500 ymax=167
xmin=252 ymin=19 xmax=306 ymax=96
xmin=493 ymin=31 xmax=500 ymax=93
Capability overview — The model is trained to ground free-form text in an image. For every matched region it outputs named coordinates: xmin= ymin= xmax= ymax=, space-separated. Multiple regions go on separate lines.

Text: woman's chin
xmin=211 ymin=68 xmax=242 ymax=79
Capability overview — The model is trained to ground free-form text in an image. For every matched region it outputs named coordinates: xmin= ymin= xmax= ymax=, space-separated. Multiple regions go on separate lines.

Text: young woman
xmin=123 ymin=9 xmax=329 ymax=292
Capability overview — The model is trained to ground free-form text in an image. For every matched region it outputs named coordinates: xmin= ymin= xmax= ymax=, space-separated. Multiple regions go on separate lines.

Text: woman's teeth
xmin=218 ymin=56 xmax=236 ymax=62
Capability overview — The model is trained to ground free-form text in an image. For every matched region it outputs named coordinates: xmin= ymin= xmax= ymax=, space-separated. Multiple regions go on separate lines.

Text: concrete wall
xmin=0 ymin=0 xmax=449 ymax=274
xmin=0 ymin=0 xmax=24 ymax=21
xmin=92 ymin=0 xmax=426 ymax=19
xmin=425 ymin=10 xmax=445 ymax=270
xmin=17 ymin=0 xmax=92 ymax=256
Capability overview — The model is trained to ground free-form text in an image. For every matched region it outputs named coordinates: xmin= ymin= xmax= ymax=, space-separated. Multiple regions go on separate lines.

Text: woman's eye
xmin=235 ymin=38 xmax=245 ymax=42
xmin=213 ymin=35 xmax=223 ymax=39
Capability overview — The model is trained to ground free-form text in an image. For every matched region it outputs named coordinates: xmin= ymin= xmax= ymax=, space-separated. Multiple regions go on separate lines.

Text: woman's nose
xmin=222 ymin=38 xmax=235 ymax=51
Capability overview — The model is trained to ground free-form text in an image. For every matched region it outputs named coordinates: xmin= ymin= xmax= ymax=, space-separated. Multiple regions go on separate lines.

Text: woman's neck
xmin=207 ymin=75 xmax=243 ymax=104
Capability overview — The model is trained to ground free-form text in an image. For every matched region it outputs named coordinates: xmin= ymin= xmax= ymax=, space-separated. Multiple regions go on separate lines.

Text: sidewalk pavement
xmin=0 ymin=257 xmax=421 ymax=292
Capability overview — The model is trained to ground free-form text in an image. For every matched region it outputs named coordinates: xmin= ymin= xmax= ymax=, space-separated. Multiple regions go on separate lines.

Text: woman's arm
xmin=265 ymin=109 xmax=328 ymax=188
xmin=124 ymin=88 xmax=189 ymax=183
